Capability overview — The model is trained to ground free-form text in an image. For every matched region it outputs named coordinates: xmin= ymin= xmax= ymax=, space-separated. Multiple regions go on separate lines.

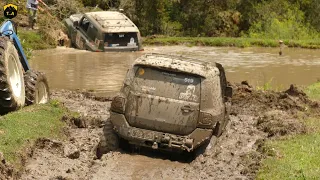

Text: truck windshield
xmin=104 ymin=32 xmax=138 ymax=47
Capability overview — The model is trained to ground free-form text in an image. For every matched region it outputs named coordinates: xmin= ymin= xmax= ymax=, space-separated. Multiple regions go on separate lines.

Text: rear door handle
xmin=181 ymin=105 xmax=194 ymax=112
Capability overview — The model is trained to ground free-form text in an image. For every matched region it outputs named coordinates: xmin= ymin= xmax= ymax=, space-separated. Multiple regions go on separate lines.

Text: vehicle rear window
xmin=133 ymin=66 xmax=201 ymax=102
xmin=104 ymin=32 xmax=138 ymax=47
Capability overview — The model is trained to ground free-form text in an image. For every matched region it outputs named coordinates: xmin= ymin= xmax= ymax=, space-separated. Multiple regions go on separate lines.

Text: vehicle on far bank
xmin=64 ymin=11 xmax=142 ymax=52
xmin=97 ymin=53 xmax=233 ymax=157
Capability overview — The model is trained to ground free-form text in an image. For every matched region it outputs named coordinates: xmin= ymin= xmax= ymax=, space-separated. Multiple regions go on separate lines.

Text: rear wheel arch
xmin=215 ymin=62 xmax=228 ymax=99
xmin=213 ymin=63 xmax=230 ymax=136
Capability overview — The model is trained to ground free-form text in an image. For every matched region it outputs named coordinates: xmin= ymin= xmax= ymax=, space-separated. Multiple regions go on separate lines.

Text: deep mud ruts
xmin=1 ymin=83 xmax=318 ymax=180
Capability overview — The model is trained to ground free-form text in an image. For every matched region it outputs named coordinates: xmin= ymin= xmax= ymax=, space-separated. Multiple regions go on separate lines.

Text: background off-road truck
xmin=64 ymin=11 xmax=142 ymax=52
xmin=97 ymin=54 xmax=232 ymax=156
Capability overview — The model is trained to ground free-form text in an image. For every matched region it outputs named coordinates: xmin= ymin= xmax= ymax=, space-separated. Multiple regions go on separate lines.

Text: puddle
xmin=30 ymin=46 xmax=320 ymax=95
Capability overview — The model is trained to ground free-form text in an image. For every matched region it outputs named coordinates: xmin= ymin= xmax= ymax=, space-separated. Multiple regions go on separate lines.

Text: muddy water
xmin=30 ymin=46 xmax=320 ymax=95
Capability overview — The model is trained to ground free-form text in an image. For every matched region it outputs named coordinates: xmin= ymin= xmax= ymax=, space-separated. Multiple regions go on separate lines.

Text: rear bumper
xmin=110 ymin=112 xmax=213 ymax=152
xmin=103 ymin=46 xmax=139 ymax=52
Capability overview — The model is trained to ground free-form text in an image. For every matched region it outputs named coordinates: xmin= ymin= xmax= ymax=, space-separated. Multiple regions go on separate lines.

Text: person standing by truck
xmin=26 ymin=0 xmax=43 ymax=30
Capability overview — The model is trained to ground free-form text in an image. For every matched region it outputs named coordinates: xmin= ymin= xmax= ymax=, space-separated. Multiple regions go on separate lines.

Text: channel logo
xmin=3 ymin=4 xmax=18 ymax=19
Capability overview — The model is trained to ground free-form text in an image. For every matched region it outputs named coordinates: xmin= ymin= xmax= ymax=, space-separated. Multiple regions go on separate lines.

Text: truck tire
xmin=213 ymin=101 xmax=231 ymax=137
xmin=193 ymin=135 xmax=218 ymax=158
xmin=24 ymin=70 xmax=50 ymax=105
xmin=96 ymin=120 xmax=119 ymax=158
xmin=0 ymin=37 xmax=25 ymax=114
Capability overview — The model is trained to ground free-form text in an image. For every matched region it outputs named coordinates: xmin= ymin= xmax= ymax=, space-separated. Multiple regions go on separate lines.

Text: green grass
xmin=19 ymin=29 xmax=53 ymax=50
xmin=143 ymin=36 xmax=320 ymax=49
xmin=0 ymin=101 xmax=67 ymax=168
xmin=256 ymin=78 xmax=274 ymax=91
xmin=18 ymin=29 xmax=54 ymax=59
xmin=257 ymin=131 xmax=320 ymax=179
xmin=305 ymin=82 xmax=320 ymax=101
xmin=257 ymin=82 xmax=320 ymax=179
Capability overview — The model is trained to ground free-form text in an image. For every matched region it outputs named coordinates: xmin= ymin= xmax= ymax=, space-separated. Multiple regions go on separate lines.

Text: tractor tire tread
xmin=24 ymin=70 xmax=50 ymax=105
xmin=0 ymin=36 xmax=24 ymax=114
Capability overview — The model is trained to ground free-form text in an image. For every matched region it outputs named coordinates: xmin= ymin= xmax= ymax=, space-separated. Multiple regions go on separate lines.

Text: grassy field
xmin=305 ymin=82 xmax=320 ymax=101
xmin=257 ymin=82 xmax=320 ymax=179
xmin=143 ymin=36 xmax=320 ymax=49
xmin=0 ymin=101 xmax=67 ymax=169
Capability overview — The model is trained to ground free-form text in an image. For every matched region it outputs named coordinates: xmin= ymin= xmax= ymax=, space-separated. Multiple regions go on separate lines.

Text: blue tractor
xmin=0 ymin=20 xmax=50 ymax=114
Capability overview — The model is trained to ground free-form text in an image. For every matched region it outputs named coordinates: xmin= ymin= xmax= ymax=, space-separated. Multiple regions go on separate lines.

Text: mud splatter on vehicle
xmin=98 ymin=54 xmax=233 ymax=156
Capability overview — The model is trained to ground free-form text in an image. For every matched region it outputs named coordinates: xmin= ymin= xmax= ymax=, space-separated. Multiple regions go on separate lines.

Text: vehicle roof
xmin=133 ymin=53 xmax=220 ymax=77
xmin=85 ymin=11 xmax=139 ymax=33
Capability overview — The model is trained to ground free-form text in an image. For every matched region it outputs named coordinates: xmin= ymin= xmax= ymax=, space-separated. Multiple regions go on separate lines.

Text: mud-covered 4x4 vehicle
xmin=64 ymin=11 xmax=142 ymax=52
xmin=97 ymin=54 xmax=232 ymax=156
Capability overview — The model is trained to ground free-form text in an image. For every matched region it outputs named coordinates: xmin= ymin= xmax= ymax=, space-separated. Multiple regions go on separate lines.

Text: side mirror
xmin=225 ymin=86 xmax=233 ymax=98
xmin=73 ymin=21 xmax=79 ymax=27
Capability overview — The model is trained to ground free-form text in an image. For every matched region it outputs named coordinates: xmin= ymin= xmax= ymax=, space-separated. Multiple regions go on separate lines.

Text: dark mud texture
xmin=0 ymin=152 xmax=14 ymax=180
xmin=8 ymin=83 xmax=317 ymax=180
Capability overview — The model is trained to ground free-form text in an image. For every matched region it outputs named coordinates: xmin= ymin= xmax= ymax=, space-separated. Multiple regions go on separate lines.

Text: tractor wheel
xmin=0 ymin=37 xmax=25 ymax=114
xmin=24 ymin=70 xmax=50 ymax=105
xmin=96 ymin=120 xmax=119 ymax=158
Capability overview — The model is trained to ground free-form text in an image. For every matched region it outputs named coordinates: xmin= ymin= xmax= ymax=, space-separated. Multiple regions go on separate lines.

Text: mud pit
xmin=14 ymin=84 xmax=317 ymax=180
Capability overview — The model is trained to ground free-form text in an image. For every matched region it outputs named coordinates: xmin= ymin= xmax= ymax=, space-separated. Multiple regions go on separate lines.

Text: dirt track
xmin=1 ymin=83 xmax=316 ymax=180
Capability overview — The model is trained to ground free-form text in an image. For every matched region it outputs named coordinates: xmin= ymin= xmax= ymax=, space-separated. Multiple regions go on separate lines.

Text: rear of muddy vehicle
xmin=98 ymin=54 xmax=232 ymax=156
xmin=64 ymin=11 xmax=142 ymax=52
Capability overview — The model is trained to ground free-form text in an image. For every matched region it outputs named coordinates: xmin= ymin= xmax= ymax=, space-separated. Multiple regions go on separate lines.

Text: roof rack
xmin=144 ymin=53 xmax=213 ymax=66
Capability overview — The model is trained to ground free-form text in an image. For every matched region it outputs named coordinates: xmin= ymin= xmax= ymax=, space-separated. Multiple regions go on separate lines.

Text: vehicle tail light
xmin=198 ymin=112 xmax=214 ymax=127
xmin=111 ymin=95 xmax=126 ymax=114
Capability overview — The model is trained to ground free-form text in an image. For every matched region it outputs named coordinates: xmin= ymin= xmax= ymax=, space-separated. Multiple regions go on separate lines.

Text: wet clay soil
xmin=1 ymin=84 xmax=318 ymax=180
xmin=0 ymin=82 xmax=318 ymax=180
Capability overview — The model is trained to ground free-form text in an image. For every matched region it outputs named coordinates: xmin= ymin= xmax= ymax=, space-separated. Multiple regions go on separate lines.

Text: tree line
xmin=80 ymin=0 xmax=320 ymax=39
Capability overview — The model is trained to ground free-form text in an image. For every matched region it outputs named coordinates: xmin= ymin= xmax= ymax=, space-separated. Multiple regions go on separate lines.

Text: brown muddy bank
xmin=1 ymin=84 xmax=318 ymax=180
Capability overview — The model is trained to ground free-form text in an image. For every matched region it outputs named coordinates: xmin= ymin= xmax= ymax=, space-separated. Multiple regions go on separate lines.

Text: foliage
xmin=3 ymin=0 xmax=320 ymax=50
xmin=256 ymin=78 xmax=274 ymax=91
xmin=74 ymin=0 xmax=320 ymax=38
xmin=80 ymin=0 xmax=120 ymax=10
xmin=246 ymin=0 xmax=319 ymax=40
xmin=45 ymin=0 xmax=85 ymax=20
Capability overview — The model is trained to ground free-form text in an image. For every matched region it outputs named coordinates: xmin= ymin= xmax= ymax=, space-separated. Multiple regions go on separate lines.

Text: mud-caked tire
xmin=193 ymin=135 xmax=218 ymax=158
xmin=0 ymin=37 xmax=25 ymax=114
xmin=96 ymin=120 xmax=119 ymax=158
xmin=24 ymin=70 xmax=50 ymax=105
